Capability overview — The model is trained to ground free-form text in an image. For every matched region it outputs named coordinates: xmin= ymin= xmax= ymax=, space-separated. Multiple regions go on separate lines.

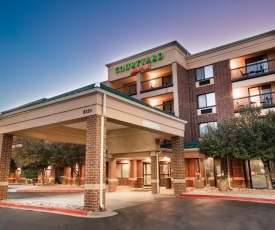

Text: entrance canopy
xmin=0 ymin=83 xmax=186 ymax=144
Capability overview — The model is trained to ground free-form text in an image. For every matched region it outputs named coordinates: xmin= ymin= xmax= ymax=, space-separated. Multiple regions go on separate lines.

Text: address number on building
xmin=83 ymin=108 xmax=93 ymax=114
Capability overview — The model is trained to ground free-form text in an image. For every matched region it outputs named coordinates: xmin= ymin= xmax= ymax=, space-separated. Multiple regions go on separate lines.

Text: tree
xmin=199 ymin=105 xmax=275 ymax=190
xmin=13 ymin=138 xmax=52 ymax=186
xmin=49 ymin=142 xmax=86 ymax=186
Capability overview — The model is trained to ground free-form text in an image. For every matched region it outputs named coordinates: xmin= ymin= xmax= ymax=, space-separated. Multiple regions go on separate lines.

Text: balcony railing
xmin=231 ymin=59 xmax=275 ymax=81
xmin=233 ymin=91 xmax=275 ymax=110
xmin=154 ymin=101 xmax=174 ymax=114
xmin=116 ymin=84 xmax=137 ymax=96
xmin=141 ymin=75 xmax=173 ymax=92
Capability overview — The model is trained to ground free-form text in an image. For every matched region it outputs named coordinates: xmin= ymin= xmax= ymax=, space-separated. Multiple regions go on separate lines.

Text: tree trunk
xmin=262 ymin=160 xmax=273 ymax=190
xmin=70 ymin=165 xmax=74 ymax=186
xmin=41 ymin=171 xmax=44 ymax=186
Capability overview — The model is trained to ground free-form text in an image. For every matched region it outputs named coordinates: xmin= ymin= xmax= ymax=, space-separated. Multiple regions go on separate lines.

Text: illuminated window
xmin=116 ymin=163 xmax=129 ymax=179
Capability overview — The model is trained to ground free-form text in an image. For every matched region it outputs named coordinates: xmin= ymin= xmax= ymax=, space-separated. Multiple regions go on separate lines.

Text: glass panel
xmin=129 ymin=84 xmax=136 ymax=95
xmin=162 ymin=76 xmax=172 ymax=85
xmin=122 ymin=163 xmax=129 ymax=178
xmin=260 ymin=85 xmax=272 ymax=104
xmin=204 ymin=65 xmax=213 ymax=79
xmin=205 ymin=158 xmax=214 ymax=186
xmin=116 ymin=164 xmax=122 ymax=178
xmin=199 ymin=123 xmax=208 ymax=136
xmin=196 ymin=68 xmax=204 ymax=81
xmin=198 ymin=95 xmax=206 ymax=108
xmin=249 ymin=87 xmax=261 ymax=105
xmin=206 ymin=93 xmax=216 ymax=107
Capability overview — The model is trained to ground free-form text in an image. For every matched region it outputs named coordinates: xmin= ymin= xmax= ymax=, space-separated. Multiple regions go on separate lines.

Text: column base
xmin=0 ymin=185 xmax=8 ymax=200
xmin=84 ymin=188 xmax=106 ymax=212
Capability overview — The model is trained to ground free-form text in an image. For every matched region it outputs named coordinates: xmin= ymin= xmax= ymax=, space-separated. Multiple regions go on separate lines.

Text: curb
xmin=16 ymin=189 xmax=84 ymax=193
xmin=0 ymin=201 xmax=88 ymax=216
xmin=179 ymin=193 xmax=275 ymax=204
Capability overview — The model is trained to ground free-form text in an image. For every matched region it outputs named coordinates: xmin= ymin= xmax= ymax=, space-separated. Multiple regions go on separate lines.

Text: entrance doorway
xmin=143 ymin=163 xmax=151 ymax=186
xmin=159 ymin=161 xmax=171 ymax=186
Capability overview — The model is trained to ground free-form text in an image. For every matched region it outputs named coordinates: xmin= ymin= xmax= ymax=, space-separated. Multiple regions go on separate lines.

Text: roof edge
xmin=187 ymin=30 xmax=275 ymax=59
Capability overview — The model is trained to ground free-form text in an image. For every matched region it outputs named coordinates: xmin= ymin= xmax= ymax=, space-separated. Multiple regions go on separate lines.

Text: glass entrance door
xmin=143 ymin=163 xmax=151 ymax=186
xmin=159 ymin=161 xmax=171 ymax=186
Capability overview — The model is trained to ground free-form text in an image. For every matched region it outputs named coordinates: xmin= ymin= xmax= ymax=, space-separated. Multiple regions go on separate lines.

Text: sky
xmin=1 ymin=0 xmax=275 ymax=112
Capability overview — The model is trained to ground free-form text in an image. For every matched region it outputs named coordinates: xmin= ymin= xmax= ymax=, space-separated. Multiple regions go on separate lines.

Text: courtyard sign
xmin=114 ymin=52 xmax=164 ymax=75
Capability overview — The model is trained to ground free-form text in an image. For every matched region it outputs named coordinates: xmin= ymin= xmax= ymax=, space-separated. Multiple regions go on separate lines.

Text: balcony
xmin=154 ymin=100 xmax=174 ymax=114
xmin=116 ymin=84 xmax=137 ymax=96
xmin=233 ymin=91 xmax=275 ymax=110
xmin=231 ymin=59 xmax=275 ymax=82
xmin=141 ymin=75 xmax=173 ymax=93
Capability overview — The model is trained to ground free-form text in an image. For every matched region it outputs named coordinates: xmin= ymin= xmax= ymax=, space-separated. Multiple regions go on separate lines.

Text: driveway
xmin=1 ymin=197 xmax=275 ymax=230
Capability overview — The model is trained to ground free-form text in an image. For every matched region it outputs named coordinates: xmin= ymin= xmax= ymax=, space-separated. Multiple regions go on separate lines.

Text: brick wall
xmin=0 ymin=134 xmax=13 ymax=200
xmin=84 ymin=114 xmax=106 ymax=212
xmin=172 ymin=136 xmax=186 ymax=194
xmin=108 ymin=158 xmax=117 ymax=192
xmin=129 ymin=160 xmax=137 ymax=187
xmin=178 ymin=60 xmax=234 ymax=141
xmin=177 ymin=64 xmax=192 ymax=141
xmin=150 ymin=155 xmax=157 ymax=194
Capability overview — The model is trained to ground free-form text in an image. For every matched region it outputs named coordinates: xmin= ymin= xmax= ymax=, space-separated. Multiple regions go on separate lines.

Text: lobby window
xmin=196 ymin=65 xmax=213 ymax=81
xmin=116 ymin=163 xmax=129 ymax=179
xmin=199 ymin=121 xmax=217 ymax=137
xmin=197 ymin=92 xmax=216 ymax=109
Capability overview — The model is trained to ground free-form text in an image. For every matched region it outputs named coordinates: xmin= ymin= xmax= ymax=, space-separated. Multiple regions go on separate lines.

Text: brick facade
xmin=0 ymin=134 xmax=13 ymax=200
xmin=129 ymin=160 xmax=137 ymax=187
xmin=84 ymin=114 xmax=106 ymax=212
xmin=150 ymin=154 xmax=157 ymax=194
xmin=108 ymin=157 xmax=117 ymax=192
xmin=178 ymin=60 xmax=234 ymax=141
xmin=172 ymin=136 xmax=186 ymax=194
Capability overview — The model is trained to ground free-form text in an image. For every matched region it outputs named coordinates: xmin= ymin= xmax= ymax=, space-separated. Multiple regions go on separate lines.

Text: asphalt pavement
xmin=1 ymin=196 xmax=275 ymax=230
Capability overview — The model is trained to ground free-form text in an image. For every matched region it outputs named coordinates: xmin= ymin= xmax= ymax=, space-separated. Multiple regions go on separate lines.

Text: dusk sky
xmin=1 ymin=0 xmax=275 ymax=112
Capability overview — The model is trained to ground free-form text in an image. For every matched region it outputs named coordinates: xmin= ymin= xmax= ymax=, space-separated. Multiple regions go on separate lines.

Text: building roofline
xmin=187 ymin=30 xmax=275 ymax=59
xmin=0 ymin=83 xmax=185 ymax=122
xmin=105 ymin=41 xmax=190 ymax=67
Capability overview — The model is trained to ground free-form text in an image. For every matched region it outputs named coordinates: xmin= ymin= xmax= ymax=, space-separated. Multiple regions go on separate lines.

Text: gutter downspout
xmin=100 ymin=93 xmax=106 ymax=210
xmin=156 ymin=151 xmax=162 ymax=194
xmin=227 ymin=156 xmax=233 ymax=190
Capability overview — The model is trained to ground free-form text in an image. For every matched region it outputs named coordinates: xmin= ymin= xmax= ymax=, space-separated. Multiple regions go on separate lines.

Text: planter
xmin=194 ymin=179 xmax=205 ymax=188
xmin=217 ymin=179 xmax=229 ymax=192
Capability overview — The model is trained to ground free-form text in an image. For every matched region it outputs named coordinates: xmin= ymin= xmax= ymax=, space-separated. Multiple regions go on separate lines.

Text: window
xmin=198 ymin=92 xmax=216 ymax=109
xmin=249 ymin=84 xmax=272 ymax=105
xmin=196 ymin=65 xmax=213 ymax=81
xmin=245 ymin=55 xmax=268 ymax=74
xmin=162 ymin=75 xmax=172 ymax=86
xmin=199 ymin=122 xmax=217 ymax=136
xmin=116 ymin=163 xmax=129 ymax=178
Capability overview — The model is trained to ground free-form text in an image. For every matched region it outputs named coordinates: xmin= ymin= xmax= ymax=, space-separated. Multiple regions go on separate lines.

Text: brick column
xmin=0 ymin=134 xmax=13 ymax=200
xmin=50 ymin=166 xmax=56 ymax=185
xmin=172 ymin=136 xmax=186 ymax=194
xmin=84 ymin=115 xmax=106 ymax=212
xmin=150 ymin=152 xmax=158 ymax=194
xmin=108 ymin=156 xmax=117 ymax=192
xmin=129 ymin=160 xmax=137 ymax=187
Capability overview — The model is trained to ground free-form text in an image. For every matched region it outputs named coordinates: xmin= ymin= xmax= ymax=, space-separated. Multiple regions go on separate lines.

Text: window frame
xmin=116 ymin=163 xmax=130 ymax=179
xmin=197 ymin=92 xmax=216 ymax=109
xmin=199 ymin=121 xmax=217 ymax=137
xmin=195 ymin=65 xmax=214 ymax=82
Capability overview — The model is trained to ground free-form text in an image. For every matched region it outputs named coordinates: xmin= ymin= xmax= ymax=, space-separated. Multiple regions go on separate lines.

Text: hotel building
xmin=1 ymin=30 xmax=275 ymax=211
